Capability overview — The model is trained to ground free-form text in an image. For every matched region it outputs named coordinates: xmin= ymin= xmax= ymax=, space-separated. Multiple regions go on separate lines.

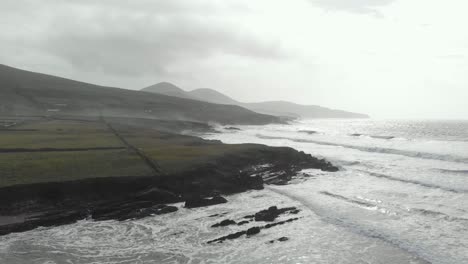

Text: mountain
xmin=141 ymin=82 xmax=369 ymax=119
xmin=243 ymin=101 xmax=369 ymax=119
xmin=188 ymin=88 xmax=240 ymax=105
xmin=142 ymin=82 xmax=195 ymax=100
xmin=0 ymin=64 xmax=280 ymax=125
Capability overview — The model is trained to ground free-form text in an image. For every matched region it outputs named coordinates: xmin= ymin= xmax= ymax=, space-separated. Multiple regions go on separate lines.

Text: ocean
xmin=1 ymin=119 xmax=467 ymax=264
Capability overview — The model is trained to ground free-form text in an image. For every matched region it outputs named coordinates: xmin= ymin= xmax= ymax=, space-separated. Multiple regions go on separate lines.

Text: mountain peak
xmin=188 ymin=88 xmax=239 ymax=105
xmin=141 ymin=82 xmax=194 ymax=99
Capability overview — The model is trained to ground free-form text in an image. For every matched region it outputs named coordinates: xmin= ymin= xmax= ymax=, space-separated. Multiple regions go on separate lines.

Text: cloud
xmin=309 ymin=0 xmax=396 ymax=15
xmin=0 ymin=0 xmax=283 ymax=77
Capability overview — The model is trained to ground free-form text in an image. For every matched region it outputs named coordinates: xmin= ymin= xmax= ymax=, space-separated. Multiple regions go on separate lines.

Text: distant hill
xmin=141 ymin=82 xmax=369 ymax=119
xmin=142 ymin=82 xmax=195 ymax=100
xmin=0 ymin=64 xmax=280 ymax=125
xmin=242 ymin=101 xmax=368 ymax=119
xmin=188 ymin=88 xmax=240 ymax=105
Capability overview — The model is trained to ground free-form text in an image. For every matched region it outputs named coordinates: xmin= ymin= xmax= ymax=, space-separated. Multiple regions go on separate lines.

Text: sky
xmin=1 ymin=0 xmax=467 ymax=119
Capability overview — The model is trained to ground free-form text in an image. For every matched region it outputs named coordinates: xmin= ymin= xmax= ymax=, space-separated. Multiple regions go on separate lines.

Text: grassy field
xmin=0 ymin=119 xmax=123 ymax=149
xmin=0 ymin=118 xmax=154 ymax=187
xmin=0 ymin=117 xmax=261 ymax=187
xmin=0 ymin=150 xmax=153 ymax=187
xmin=116 ymin=126 xmax=258 ymax=174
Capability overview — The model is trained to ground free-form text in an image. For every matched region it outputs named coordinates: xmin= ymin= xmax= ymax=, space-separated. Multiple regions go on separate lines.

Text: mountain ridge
xmin=141 ymin=82 xmax=369 ymax=119
xmin=0 ymin=64 xmax=280 ymax=125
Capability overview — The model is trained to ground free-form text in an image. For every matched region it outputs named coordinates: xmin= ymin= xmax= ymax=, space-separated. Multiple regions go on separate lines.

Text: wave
xmin=349 ymin=133 xmax=395 ymax=140
xmin=256 ymin=134 xmax=468 ymax=164
xmin=320 ymin=191 xmax=375 ymax=208
xmin=266 ymin=187 xmax=432 ymax=264
xmin=435 ymin=169 xmax=468 ymax=175
xmin=410 ymin=208 xmax=468 ymax=222
xmin=322 ymin=190 xmax=468 ymax=222
xmin=355 ymin=169 xmax=466 ymax=193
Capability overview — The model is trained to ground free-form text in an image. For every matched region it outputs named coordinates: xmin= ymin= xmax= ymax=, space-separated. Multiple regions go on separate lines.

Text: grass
xmin=0 ymin=120 xmax=123 ymax=149
xmin=0 ymin=118 xmax=263 ymax=187
xmin=0 ymin=150 xmax=153 ymax=187
xmin=119 ymin=129 xmax=258 ymax=174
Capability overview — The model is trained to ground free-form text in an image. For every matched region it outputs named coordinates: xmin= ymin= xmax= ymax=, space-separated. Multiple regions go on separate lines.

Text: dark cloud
xmin=0 ymin=0 xmax=283 ymax=77
xmin=310 ymin=0 xmax=395 ymax=15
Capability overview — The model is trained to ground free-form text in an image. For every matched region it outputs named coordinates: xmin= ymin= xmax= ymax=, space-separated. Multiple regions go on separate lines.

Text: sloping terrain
xmin=0 ymin=116 xmax=338 ymax=235
xmin=188 ymin=88 xmax=240 ymax=105
xmin=0 ymin=64 xmax=279 ymax=125
xmin=141 ymin=82 xmax=369 ymax=118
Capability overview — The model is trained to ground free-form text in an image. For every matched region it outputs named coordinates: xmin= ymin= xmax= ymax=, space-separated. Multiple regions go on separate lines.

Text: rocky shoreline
xmin=0 ymin=144 xmax=338 ymax=236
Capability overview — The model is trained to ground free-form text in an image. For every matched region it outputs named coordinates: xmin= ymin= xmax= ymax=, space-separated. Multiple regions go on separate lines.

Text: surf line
xmin=265 ymin=186 xmax=432 ymax=264
xmin=256 ymin=134 xmax=468 ymax=164
xmin=355 ymin=169 xmax=466 ymax=194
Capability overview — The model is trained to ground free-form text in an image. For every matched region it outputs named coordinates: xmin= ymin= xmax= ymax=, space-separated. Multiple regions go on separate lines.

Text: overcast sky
xmin=1 ymin=0 xmax=467 ymax=119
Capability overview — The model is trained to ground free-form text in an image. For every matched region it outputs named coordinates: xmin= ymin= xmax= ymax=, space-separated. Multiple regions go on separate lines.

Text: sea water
xmin=1 ymin=119 xmax=467 ymax=264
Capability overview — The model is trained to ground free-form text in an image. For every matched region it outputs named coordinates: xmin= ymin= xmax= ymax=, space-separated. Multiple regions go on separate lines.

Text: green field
xmin=0 ymin=118 xmax=153 ymax=187
xmin=0 ymin=119 xmax=123 ymax=149
xmin=0 ymin=117 xmax=259 ymax=187
xmin=0 ymin=150 xmax=153 ymax=187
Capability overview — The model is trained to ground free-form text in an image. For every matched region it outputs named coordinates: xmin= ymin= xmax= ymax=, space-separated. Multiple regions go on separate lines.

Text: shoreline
xmin=0 ymin=119 xmax=338 ymax=236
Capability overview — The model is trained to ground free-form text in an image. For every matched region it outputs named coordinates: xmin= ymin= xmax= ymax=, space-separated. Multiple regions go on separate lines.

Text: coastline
xmin=0 ymin=116 xmax=338 ymax=236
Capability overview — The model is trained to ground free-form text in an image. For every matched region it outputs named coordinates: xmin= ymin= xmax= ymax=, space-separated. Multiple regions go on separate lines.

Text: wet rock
xmin=268 ymin=237 xmax=289 ymax=243
xmin=207 ymin=218 xmax=299 ymax=244
xmin=184 ymin=195 xmax=227 ymax=208
xmin=117 ymin=204 xmax=178 ymax=221
xmin=298 ymin=130 xmax=317 ymax=135
xmin=254 ymin=206 xmax=299 ymax=222
xmin=264 ymin=218 xmax=299 ymax=229
xmin=246 ymin=226 xmax=261 ymax=236
xmin=212 ymin=219 xmax=236 ymax=228
xmin=207 ymin=230 xmax=247 ymax=244
xmin=289 ymin=209 xmax=300 ymax=214
xmin=208 ymin=212 xmax=228 ymax=218
xmin=237 ymin=220 xmax=249 ymax=226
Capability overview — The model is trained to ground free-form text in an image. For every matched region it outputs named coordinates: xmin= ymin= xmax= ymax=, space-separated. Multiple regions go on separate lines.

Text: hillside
xmin=141 ymin=82 xmax=369 ymax=119
xmin=0 ymin=65 xmax=279 ymax=125
xmin=142 ymin=82 xmax=195 ymax=100
xmin=0 ymin=116 xmax=338 ymax=235
xmin=188 ymin=88 xmax=240 ymax=105
xmin=243 ymin=101 xmax=369 ymax=119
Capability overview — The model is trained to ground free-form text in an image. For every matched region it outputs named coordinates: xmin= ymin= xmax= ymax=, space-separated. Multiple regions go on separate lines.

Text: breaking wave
xmin=256 ymin=134 xmax=468 ymax=164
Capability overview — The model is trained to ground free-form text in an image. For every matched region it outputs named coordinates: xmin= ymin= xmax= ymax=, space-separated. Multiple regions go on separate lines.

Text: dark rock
xmin=255 ymin=206 xmax=280 ymax=222
xmin=184 ymin=195 xmax=227 ymax=208
xmin=237 ymin=220 xmax=249 ymax=226
xmin=289 ymin=209 xmax=300 ymax=214
xmin=212 ymin=219 xmax=236 ymax=228
xmin=254 ymin=206 xmax=299 ymax=222
xmin=207 ymin=218 xmax=299 ymax=244
xmin=207 ymin=230 xmax=247 ymax=244
xmin=268 ymin=237 xmax=289 ymax=243
xmin=298 ymin=130 xmax=317 ymax=135
xmin=208 ymin=212 xmax=228 ymax=218
xmin=225 ymin=127 xmax=241 ymax=131
xmin=116 ymin=204 xmax=178 ymax=221
xmin=0 ymin=209 xmax=89 ymax=236
xmin=371 ymin=135 xmax=395 ymax=140
xmin=264 ymin=218 xmax=299 ymax=229
xmin=246 ymin=226 xmax=261 ymax=236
